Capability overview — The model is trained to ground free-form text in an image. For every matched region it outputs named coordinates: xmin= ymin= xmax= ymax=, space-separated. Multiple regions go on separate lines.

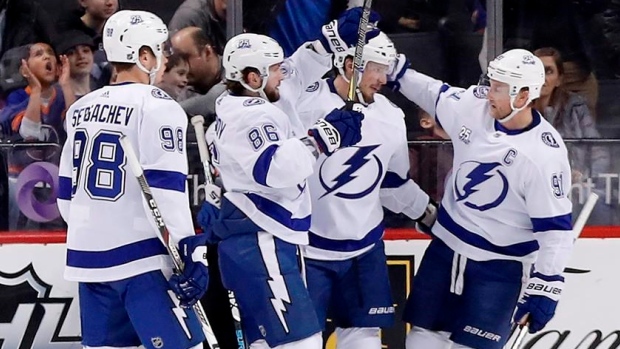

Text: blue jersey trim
xmin=144 ymin=169 xmax=186 ymax=193
xmin=381 ymin=171 xmax=409 ymax=189
xmin=66 ymin=237 xmax=168 ymax=268
xmin=308 ymin=222 xmax=384 ymax=252
xmin=245 ymin=193 xmax=310 ymax=232
xmin=252 ymin=144 xmax=279 ymax=187
xmin=434 ymin=84 xmax=450 ymax=129
xmin=531 ymin=213 xmax=572 ymax=233
xmin=494 ymin=109 xmax=542 ymax=135
xmin=437 ymin=207 xmax=539 ymax=257
xmin=58 ymin=176 xmax=72 ymax=200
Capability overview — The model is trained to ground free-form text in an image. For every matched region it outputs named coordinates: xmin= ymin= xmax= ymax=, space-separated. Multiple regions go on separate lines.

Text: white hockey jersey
xmin=212 ymin=93 xmax=317 ymax=245
xmin=58 ymin=83 xmax=194 ymax=282
xmin=296 ymin=79 xmax=430 ymax=260
xmin=399 ymin=70 xmax=574 ymax=275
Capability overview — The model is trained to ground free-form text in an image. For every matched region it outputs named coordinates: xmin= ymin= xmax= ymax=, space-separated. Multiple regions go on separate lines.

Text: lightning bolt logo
xmin=319 ymin=145 xmax=382 ymax=199
xmin=258 ymin=233 xmax=292 ymax=333
xmin=455 ymin=161 xmax=509 ymax=211
xmin=167 ymin=290 xmax=191 ymax=339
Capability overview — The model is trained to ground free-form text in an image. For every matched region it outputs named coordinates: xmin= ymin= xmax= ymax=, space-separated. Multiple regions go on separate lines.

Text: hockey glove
xmin=415 ymin=199 xmax=438 ymax=235
xmin=513 ymin=272 xmax=564 ymax=333
xmin=197 ymin=200 xmax=221 ymax=244
xmin=386 ymin=54 xmax=410 ymax=92
xmin=318 ymin=7 xmax=381 ymax=54
xmin=308 ymin=108 xmax=364 ymax=155
xmin=169 ymin=234 xmax=210 ymax=308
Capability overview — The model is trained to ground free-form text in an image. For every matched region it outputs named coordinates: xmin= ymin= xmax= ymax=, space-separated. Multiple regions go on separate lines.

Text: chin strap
xmin=136 ymin=56 xmax=162 ymax=85
xmin=498 ymin=95 xmax=531 ymax=124
xmin=240 ymin=72 xmax=270 ymax=100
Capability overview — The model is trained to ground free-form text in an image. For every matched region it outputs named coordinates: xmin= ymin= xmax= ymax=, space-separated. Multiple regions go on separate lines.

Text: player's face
xmin=79 ymin=0 xmax=118 ymax=20
xmin=27 ymin=43 xmax=58 ymax=85
xmin=539 ymin=56 xmax=561 ymax=98
xmin=264 ymin=63 xmax=283 ymax=102
xmin=66 ymin=45 xmax=94 ymax=77
xmin=487 ymin=80 xmax=513 ymax=119
xmin=359 ymin=61 xmax=388 ymax=103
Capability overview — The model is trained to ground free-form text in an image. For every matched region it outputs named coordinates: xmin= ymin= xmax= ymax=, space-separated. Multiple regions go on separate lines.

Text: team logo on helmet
xmin=522 ymin=55 xmax=536 ymax=65
xmin=237 ymin=39 xmax=251 ymax=49
xmin=541 ymin=132 xmax=559 ymax=148
xmin=130 ymin=15 xmax=144 ymax=25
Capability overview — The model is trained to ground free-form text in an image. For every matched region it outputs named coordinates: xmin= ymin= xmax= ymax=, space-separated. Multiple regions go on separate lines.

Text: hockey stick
xmin=191 ymin=115 xmax=247 ymax=349
xmin=507 ymin=192 xmax=599 ymax=349
xmin=346 ymin=0 xmax=373 ymax=103
xmin=118 ymin=135 xmax=220 ymax=349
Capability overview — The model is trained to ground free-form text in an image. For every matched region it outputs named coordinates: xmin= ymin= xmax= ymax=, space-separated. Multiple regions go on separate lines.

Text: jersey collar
xmin=494 ymin=109 xmax=541 ymax=136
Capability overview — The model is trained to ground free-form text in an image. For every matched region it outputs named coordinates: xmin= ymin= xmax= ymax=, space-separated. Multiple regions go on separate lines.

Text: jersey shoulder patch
xmin=151 ymin=88 xmax=173 ymax=100
xmin=541 ymin=131 xmax=560 ymax=148
xmin=305 ymin=81 xmax=320 ymax=92
xmin=243 ymin=98 xmax=266 ymax=107
xmin=472 ymin=85 xmax=489 ymax=99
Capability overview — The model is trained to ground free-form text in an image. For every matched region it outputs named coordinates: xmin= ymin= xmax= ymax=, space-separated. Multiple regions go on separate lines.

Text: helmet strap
xmin=498 ymin=95 xmax=531 ymax=124
xmin=240 ymin=71 xmax=269 ymax=100
xmin=136 ymin=55 xmax=162 ymax=85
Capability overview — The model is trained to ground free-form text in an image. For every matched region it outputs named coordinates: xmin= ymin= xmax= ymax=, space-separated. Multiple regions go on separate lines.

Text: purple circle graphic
xmin=15 ymin=162 xmax=60 ymax=222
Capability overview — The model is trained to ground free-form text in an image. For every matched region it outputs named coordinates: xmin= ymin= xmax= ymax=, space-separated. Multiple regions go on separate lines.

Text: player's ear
xmin=245 ymin=70 xmax=261 ymax=89
xmin=344 ymin=57 xmax=354 ymax=80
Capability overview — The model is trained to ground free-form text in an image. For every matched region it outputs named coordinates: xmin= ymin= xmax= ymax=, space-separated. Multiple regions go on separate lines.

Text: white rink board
xmin=1 ymin=239 xmax=619 ymax=348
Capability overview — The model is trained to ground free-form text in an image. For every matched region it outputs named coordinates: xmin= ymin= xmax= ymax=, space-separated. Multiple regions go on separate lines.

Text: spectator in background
xmin=0 ymin=0 xmax=55 ymax=58
xmin=156 ymin=53 xmax=189 ymax=101
xmin=54 ymin=31 xmax=97 ymax=99
xmin=168 ymin=0 xmax=227 ymax=55
xmin=533 ymin=47 xmax=610 ymax=182
xmin=170 ymin=27 xmax=224 ymax=116
xmin=57 ymin=0 xmax=118 ymax=89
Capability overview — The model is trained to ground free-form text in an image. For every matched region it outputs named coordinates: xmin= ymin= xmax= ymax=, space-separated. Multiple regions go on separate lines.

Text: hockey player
xmin=205 ymin=32 xmax=365 ymax=349
xmin=57 ymin=11 xmax=208 ymax=349
xmin=388 ymin=49 xmax=573 ymax=349
xmin=291 ymin=32 xmax=436 ymax=349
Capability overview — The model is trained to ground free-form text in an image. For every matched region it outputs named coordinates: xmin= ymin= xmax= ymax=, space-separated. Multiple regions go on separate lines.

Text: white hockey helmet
xmin=103 ymin=10 xmax=169 ymax=84
xmin=223 ymin=33 xmax=284 ymax=97
xmin=334 ymin=32 xmax=397 ymax=76
xmin=487 ymin=49 xmax=545 ymax=122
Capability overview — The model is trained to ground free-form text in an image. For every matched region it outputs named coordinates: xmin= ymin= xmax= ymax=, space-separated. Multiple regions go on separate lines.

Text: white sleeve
xmin=281 ymin=42 xmax=333 ymax=101
xmin=526 ymin=154 xmax=574 ymax=276
xmin=231 ymin=111 xmax=316 ymax=189
xmin=380 ymin=121 xmax=430 ymax=219
xmin=139 ymin=98 xmax=195 ymax=245
xmin=398 ymin=69 xmax=469 ymax=139
xmin=57 ymin=133 xmax=73 ymax=222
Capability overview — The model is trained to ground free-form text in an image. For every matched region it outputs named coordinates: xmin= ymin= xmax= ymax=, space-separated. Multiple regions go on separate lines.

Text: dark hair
xmin=225 ymin=67 xmax=260 ymax=96
xmin=164 ymin=53 xmax=189 ymax=73
xmin=534 ymin=47 xmax=569 ymax=127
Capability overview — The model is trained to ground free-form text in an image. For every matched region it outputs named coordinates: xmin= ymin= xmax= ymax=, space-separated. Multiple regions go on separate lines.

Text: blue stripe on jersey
xmin=58 ymin=176 xmax=72 ymax=200
xmin=308 ymin=222 xmax=384 ymax=252
xmin=144 ymin=169 xmax=186 ymax=192
xmin=437 ymin=207 xmax=539 ymax=257
xmin=434 ymin=84 xmax=451 ymax=129
xmin=252 ymin=144 xmax=279 ymax=187
xmin=531 ymin=213 xmax=572 ymax=233
xmin=66 ymin=237 xmax=168 ymax=268
xmin=246 ymin=193 xmax=310 ymax=232
xmin=381 ymin=171 xmax=408 ymax=189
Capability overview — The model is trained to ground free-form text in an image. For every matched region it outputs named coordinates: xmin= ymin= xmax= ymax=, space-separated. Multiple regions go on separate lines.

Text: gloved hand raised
xmin=319 ymin=7 xmax=381 ymax=54
xmin=169 ymin=234 xmax=210 ymax=307
xmin=513 ymin=272 xmax=564 ymax=333
xmin=386 ymin=53 xmax=410 ymax=92
xmin=308 ymin=108 xmax=364 ymax=155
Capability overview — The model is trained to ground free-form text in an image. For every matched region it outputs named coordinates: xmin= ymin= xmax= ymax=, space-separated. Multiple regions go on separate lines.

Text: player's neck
xmin=334 ymin=75 xmax=350 ymax=101
xmin=500 ymin=108 xmax=534 ymax=130
xmin=115 ymin=69 xmax=149 ymax=85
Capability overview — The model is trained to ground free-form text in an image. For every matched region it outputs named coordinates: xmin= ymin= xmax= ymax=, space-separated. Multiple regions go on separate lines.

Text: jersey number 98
xmin=73 ymin=129 xmax=126 ymax=201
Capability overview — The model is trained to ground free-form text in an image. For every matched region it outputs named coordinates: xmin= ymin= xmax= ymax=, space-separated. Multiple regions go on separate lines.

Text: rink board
xmin=0 ymin=235 xmax=619 ymax=349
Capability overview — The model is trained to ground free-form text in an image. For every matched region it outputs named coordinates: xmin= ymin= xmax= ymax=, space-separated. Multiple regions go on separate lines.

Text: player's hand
xmin=308 ymin=108 xmax=364 ymax=155
xmin=20 ymin=59 xmax=42 ymax=93
xmin=415 ymin=199 xmax=437 ymax=235
xmin=386 ymin=54 xmax=410 ymax=92
xmin=318 ymin=7 xmax=381 ymax=54
xmin=513 ymin=272 xmax=564 ymax=333
xmin=197 ymin=199 xmax=221 ymax=244
xmin=169 ymin=234 xmax=210 ymax=307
